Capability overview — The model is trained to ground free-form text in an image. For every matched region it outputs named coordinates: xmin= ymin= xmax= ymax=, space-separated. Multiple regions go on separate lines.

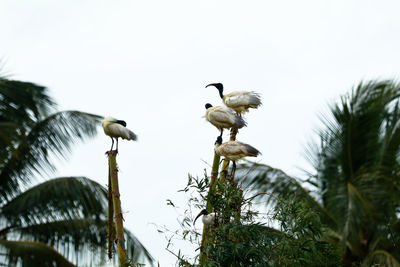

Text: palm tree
xmin=0 ymin=76 xmax=153 ymax=266
xmin=240 ymin=80 xmax=400 ymax=266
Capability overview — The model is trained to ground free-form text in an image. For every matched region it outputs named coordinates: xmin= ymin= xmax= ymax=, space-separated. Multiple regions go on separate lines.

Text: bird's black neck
xmin=218 ymin=87 xmax=224 ymax=99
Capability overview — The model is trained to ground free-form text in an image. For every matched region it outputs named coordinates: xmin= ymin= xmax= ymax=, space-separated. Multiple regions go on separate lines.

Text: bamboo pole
xmin=107 ymin=163 xmax=115 ymax=259
xmin=199 ymin=128 xmax=240 ymax=265
xmin=228 ymin=127 xmax=243 ymax=225
xmin=206 ymin=150 xmax=221 ymax=211
xmin=199 ymin=147 xmax=221 ymax=265
xmin=108 ymin=150 xmax=129 ymax=267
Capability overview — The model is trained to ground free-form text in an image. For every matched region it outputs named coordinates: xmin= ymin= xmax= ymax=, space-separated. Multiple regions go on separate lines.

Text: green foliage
xmin=206 ymin=179 xmax=244 ymax=225
xmin=270 ymin=197 xmax=341 ymax=267
xmin=203 ymin=195 xmax=341 ymax=267
xmin=165 ymin=174 xmax=341 ymax=266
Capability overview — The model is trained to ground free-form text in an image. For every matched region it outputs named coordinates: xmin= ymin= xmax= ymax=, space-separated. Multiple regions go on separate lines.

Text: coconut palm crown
xmin=240 ymin=80 xmax=400 ymax=266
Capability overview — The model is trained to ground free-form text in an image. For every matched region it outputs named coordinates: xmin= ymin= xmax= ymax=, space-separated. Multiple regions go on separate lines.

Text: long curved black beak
xmin=205 ymin=83 xmax=222 ymax=89
xmin=205 ymin=83 xmax=214 ymax=88
xmin=206 ymin=83 xmax=224 ymax=99
xmin=193 ymin=209 xmax=208 ymax=225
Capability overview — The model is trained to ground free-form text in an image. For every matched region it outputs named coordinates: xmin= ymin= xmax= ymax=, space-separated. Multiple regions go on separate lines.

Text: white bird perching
xmin=206 ymin=83 xmax=262 ymax=114
xmin=214 ymin=136 xmax=261 ymax=176
xmin=194 ymin=209 xmax=217 ymax=226
xmin=204 ymin=103 xmax=247 ymax=137
xmin=102 ymin=117 xmax=137 ymax=151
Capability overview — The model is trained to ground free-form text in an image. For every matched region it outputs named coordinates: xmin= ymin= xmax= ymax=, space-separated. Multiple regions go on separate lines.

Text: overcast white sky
xmin=2 ymin=0 xmax=400 ymax=265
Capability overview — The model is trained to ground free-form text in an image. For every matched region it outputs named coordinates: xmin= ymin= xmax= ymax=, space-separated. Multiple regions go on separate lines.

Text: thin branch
xmin=245 ymin=192 xmax=279 ymax=202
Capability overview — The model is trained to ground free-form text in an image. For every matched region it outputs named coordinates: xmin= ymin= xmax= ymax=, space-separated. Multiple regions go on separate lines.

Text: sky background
xmin=1 ymin=0 xmax=400 ymax=265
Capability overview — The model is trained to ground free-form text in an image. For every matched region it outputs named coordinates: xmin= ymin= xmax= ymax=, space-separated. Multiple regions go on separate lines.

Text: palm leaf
xmin=0 ymin=78 xmax=55 ymax=125
xmin=0 ymin=177 xmax=155 ymax=266
xmin=9 ymin=220 xmax=155 ymax=266
xmin=125 ymin=229 xmax=154 ymax=266
xmin=0 ymin=240 xmax=75 ymax=267
xmin=0 ymin=122 xmax=22 ymax=166
xmin=364 ymin=250 xmax=400 ymax=267
xmin=10 ymin=218 xmax=109 ymax=266
xmin=0 ymin=111 xmax=102 ymax=201
xmin=238 ymin=162 xmax=338 ymax=229
xmin=1 ymin=177 xmax=106 ymax=227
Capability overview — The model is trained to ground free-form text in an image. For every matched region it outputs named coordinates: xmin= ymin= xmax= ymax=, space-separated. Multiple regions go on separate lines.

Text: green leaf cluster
xmin=166 ymin=174 xmax=341 ymax=266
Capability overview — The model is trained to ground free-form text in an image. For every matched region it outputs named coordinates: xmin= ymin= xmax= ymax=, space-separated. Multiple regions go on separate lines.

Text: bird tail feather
xmin=234 ymin=116 xmax=247 ymax=128
xmin=245 ymin=144 xmax=261 ymax=157
xmin=128 ymin=130 xmax=137 ymax=141
xmin=248 ymin=93 xmax=262 ymax=107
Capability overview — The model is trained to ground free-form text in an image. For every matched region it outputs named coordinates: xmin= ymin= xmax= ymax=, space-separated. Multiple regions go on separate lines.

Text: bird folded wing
xmin=109 ymin=124 xmax=135 ymax=140
xmin=225 ymin=91 xmax=261 ymax=107
xmin=220 ymin=142 xmax=245 ymax=155
xmin=209 ymin=109 xmax=236 ymax=124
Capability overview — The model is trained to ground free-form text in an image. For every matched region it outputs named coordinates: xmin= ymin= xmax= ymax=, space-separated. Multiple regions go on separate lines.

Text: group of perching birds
xmin=194 ymin=83 xmax=262 ymax=226
xmin=101 ymin=82 xmax=262 ymax=227
xmin=204 ymin=83 xmax=261 ymax=174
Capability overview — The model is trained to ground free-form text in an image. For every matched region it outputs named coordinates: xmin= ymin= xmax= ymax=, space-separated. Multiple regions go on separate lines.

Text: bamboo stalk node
xmin=115 ymin=212 xmax=124 ymax=220
xmin=112 ymin=191 xmax=121 ymax=198
xmin=114 ymin=238 xmax=126 ymax=244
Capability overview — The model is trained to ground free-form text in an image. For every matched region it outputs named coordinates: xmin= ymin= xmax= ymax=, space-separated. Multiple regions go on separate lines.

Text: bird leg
xmin=230 ymin=161 xmax=237 ymax=178
xmin=110 ymin=138 xmax=114 ymax=151
xmin=230 ymin=127 xmax=238 ymax=141
xmin=219 ymin=129 xmax=223 ymax=138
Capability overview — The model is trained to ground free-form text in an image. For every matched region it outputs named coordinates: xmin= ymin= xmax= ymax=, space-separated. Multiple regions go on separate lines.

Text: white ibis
xmin=102 ymin=117 xmax=137 ymax=151
xmin=206 ymin=83 xmax=261 ymax=114
xmin=204 ymin=103 xmax=247 ymax=137
xmin=214 ymin=136 xmax=260 ymax=176
xmin=193 ymin=209 xmax=217 ymax=226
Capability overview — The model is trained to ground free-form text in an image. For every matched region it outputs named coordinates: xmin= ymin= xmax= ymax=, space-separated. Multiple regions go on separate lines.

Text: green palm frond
xmin=10 ymin=218 xmax=108 ymax=266
xmin=240 ymin=80 xmax=400 ymax=265
xmin=1 ymin=177 xmax=106 ymax=227
xmin=0 ymin=240 xmax=75 ymax=267
xmin=0 ymin=122 xmax=22 ymax=165
xmin=238 ymin=162 xmax=338 ymax=229
xmin=0 ymin=111 xmax=102 ymax=201
xmin=326 ymin=81 xmax=399 ymax=178
xmin=10 ymin=220 xmax=155 ymax=266
xmin=0 ymin=77 xmax=55 ymax=125
xmin=0 ymin=177 xmax=155 ymax=266
xmin=12 ymin=218 xmax=106 ymax=248
xmin=0 ymin=122 xmax=21 ymax=144
xmin=341 ymin=182 xmax=372 ymax=255
xmin=380 ymin=101 xmax=400 ymax=168
xmin=364 ymin=250 xmax=400 ymax=267
xmin=11 ymin=219 xmax=155 ymax=265
xmin=125 ymin=229 xmax=154 ymax=265
xmin=315 ymin=81 xmax=400 ymax=231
